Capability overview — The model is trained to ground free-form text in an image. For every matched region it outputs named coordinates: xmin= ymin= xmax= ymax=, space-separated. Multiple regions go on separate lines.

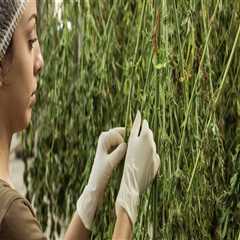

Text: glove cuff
xmin=115 ymin=184 xmax=140 ymax=225
xmin=76 ymin=184 xmax=99 ymax=230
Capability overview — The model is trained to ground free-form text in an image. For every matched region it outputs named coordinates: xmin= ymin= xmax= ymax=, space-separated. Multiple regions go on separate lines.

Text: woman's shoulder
xmin=0 ymin=179 xmax=35 ymax=216
xmin=0 ymin=178 xmax=27 ymax=221
xmin=0 ymin=179 xmax=47 ymax=239
xmin=0 ymin=178 xmax=36 ymax=223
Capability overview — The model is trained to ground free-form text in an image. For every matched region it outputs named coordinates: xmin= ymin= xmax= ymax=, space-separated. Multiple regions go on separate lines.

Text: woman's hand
xmin=77 ymin=127 xmax=127 ymax=230
xmin=115 ymin=111 xmax=160 ymax=226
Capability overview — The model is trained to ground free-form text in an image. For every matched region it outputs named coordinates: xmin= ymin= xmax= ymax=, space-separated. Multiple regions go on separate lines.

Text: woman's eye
xmin=28 ymin=38 xmax=38 ymax=50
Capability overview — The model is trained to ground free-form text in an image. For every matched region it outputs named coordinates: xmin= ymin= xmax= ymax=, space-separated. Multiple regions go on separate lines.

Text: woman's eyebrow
xmin=28 ymin=13 xmax=37 ymax=23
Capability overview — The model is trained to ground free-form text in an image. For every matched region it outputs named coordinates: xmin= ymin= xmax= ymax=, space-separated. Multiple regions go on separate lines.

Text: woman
xmin=0 ymin=0 xmax=160 ymax=239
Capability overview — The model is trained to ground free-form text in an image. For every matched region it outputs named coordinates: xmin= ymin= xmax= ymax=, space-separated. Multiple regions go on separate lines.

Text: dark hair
xmin=0 ymin=0 xmax=27 ymax=63
xmin=6 ymin=39 xmax=13 ymax=57
xmin=0 ymin=39 xmax=13 ymax=66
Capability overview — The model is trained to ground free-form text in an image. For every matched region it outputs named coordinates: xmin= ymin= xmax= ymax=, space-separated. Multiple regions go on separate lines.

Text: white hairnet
xmin=0 ymin=0 xmax=28 ymax=61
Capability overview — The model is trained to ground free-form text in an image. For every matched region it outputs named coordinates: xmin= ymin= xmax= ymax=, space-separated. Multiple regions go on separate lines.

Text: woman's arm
xmin=64 ymin=207 xmax=132 ymax=240
xmin=64 ymin=212 xmax=90 ymax=240
xmin=113 ymin=111 xmax=160 ymax=239
xmin=112 ymin=206 xmax=132 ymax=240
xmin=64 ymin=127 xmax=127 ymax=239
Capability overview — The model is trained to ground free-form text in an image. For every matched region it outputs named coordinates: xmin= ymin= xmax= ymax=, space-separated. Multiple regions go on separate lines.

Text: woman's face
xmin=0 ymin=0 xmax=44 ymax=134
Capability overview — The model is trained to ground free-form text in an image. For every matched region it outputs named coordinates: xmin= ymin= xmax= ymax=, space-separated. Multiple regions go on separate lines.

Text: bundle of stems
xmin=22 ymin=0 xmax=240 ymax=239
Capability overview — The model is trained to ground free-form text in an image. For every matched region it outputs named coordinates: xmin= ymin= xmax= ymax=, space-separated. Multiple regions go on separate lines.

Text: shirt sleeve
xmin=1 ymin=198 xmax=47 ymax=240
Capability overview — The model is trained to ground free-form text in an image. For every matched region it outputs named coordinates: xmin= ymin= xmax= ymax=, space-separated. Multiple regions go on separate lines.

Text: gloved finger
xmin=102 ymin=130 xmax=125 ymax=153
xmin=142 ymin=128 xmax=156 ymax=150
xmin=148 ymin=130 xmax=157 ymax=153
xmin=142 ymin=128 xmax=156 ymax=152
xmin=151 ymin=139 xmax=157 ymax=153
xmin=140 ymin=119 xmax=149 ymax=137
xmin=109 ymin=142 xmax=127 ymax=168
xmin=111 ymin=127 xmax=125 ymax=139
xmin=148 ymin=129 xmax=154 ymax=141
xmin=130 ymin=110 xmax=141 ymax=138
xmin=140 ymin=120 xmax=154 ymax=140
xmin=153 ymin=153 xmax=160 ymax=177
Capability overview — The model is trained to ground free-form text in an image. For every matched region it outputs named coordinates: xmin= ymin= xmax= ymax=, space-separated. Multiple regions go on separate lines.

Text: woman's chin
xmin=25 ymin=108 xmax=33 ymax=127
xmin=15 ymin=109 xmax=33 ymax=133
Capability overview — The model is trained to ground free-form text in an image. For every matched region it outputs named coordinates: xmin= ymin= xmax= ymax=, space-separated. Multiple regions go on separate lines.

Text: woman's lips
xmin=29 ymin=93 xmax=36 ymax=108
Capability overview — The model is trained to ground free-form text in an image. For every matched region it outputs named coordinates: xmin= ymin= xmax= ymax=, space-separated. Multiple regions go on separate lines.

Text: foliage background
xmin=22 ymin=0 xmax=240 ymax=239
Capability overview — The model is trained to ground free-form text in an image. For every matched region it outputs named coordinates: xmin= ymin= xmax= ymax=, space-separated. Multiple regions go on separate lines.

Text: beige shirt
xmin=0 ymin=179 xmax=47 ymax=240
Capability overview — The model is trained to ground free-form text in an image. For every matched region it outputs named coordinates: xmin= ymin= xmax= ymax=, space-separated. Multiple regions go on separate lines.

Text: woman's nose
xmin=34 ymin=47 xmax=44 ymax=76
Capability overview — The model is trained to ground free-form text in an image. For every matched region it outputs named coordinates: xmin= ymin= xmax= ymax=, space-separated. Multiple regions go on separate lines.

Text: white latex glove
xmin=77 ymin=127 xmax=127 ymax=230
xmin=115 ymin=111 xmax=160 ymax=225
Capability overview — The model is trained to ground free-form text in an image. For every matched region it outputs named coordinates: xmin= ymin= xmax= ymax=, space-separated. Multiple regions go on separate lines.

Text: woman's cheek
xmin=11 ymin=87 xmax=31 ymax=132
xmin=9 ymin=66 xmax=33 ymax=132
